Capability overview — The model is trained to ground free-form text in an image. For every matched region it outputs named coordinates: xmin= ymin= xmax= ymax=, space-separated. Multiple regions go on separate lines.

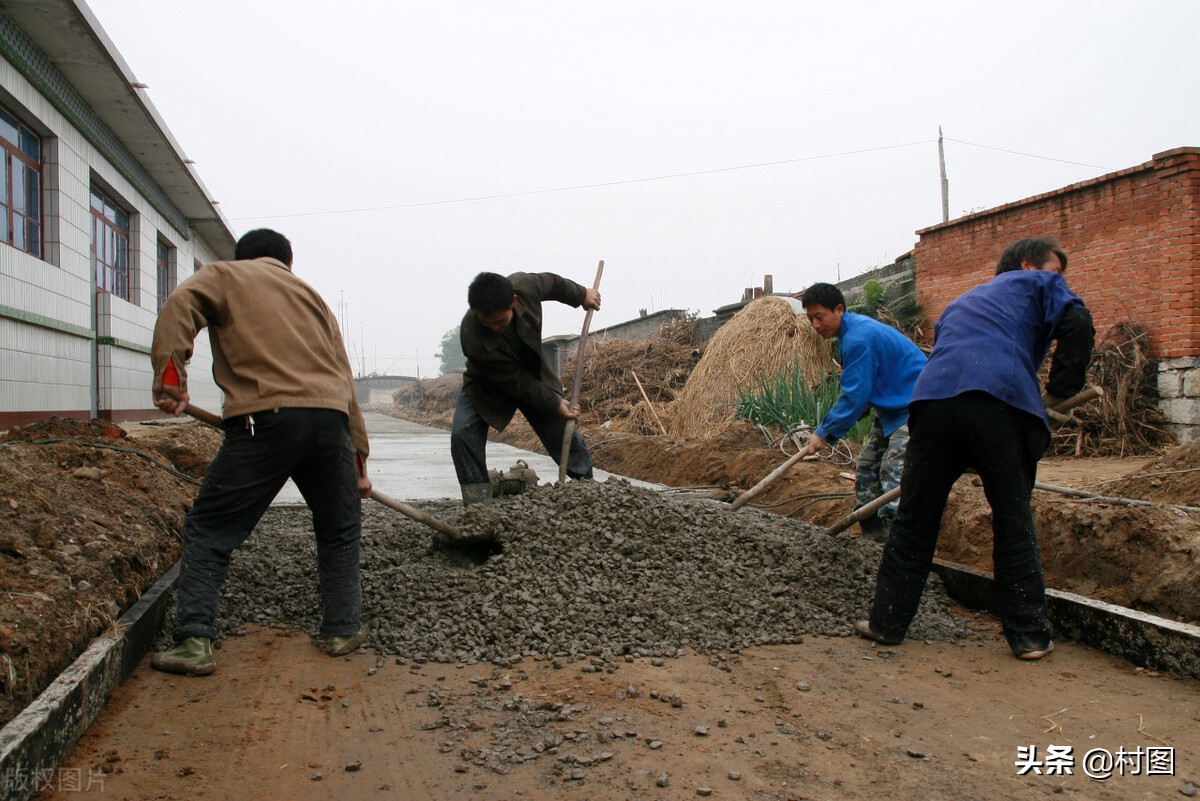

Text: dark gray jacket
xmin=460 ymin=272 xmax=586 ymax=431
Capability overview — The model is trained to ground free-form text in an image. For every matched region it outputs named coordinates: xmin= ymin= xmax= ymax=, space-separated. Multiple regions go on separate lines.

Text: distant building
xmin=0 ymin=0 xmax=233 ymax=427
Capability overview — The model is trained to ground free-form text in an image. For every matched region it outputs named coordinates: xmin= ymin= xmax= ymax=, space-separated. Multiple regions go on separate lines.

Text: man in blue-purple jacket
xmin=798 ymin=283 xmax=927 ymax=541
xmin=854 ymin=237 xmax=1094 ymax=660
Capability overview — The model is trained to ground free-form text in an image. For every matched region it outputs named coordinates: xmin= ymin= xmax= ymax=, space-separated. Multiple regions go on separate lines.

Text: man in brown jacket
xmin=149 ymin=228 xmax=370 ymax=676
xmin=452 ymin=271 xmax=600 ymax=504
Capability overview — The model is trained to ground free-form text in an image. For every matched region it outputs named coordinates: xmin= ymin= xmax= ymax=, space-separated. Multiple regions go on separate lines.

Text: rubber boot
xmin=460 ymin=482 xmax=493 ymax=506
xmin=151 ymin=636 xmax=215 ymax=676
xmin=858 ymin=515 xmax=890 ymax=543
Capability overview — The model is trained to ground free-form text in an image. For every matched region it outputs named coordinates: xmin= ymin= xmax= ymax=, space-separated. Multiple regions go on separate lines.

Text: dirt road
xmin=40 ymin=619 xmax=1199 ymax=801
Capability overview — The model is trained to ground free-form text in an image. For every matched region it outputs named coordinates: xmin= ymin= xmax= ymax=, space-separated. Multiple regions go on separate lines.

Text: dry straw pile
xmin=665 ymin=296 xmax=834 ymax=439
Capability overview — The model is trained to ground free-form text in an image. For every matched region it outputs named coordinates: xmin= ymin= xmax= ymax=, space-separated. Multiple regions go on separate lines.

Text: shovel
xmin=731 ymin=386 xmax=1104 ymax=517
xmin=174 ymin=404 xmax=475 ymax=542
xmin=821 ymin=386 xmax=1105 ymax=536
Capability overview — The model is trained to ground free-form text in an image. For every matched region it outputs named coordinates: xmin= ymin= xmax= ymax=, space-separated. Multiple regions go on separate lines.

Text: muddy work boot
xmin=151 ymin=636 xmax=215 ymax=676
xmin=460 ymin=482 xmax=493 ymax=506
xmin=320 ymin=629 xmax=366 ymax=657
xmin=858 ymin=515 xmax=890 ymax=543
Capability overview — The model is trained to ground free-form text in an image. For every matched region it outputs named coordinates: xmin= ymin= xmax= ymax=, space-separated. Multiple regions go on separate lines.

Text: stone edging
xmin=0 ymin=563 xmax=178 ymax=801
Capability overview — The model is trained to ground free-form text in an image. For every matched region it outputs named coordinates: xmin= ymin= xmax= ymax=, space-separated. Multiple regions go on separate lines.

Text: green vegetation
xmin=734 ymin=370 xmax=874 ymax=444
xmin=849 ymin=279 xmax=924 ymax=339
xmin=436 ymin=326 xmax=466 ymax=375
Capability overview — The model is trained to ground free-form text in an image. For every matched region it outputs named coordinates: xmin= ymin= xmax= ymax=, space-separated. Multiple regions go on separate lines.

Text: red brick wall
xmin=914 ymin=147 xmax=1200 ymax=359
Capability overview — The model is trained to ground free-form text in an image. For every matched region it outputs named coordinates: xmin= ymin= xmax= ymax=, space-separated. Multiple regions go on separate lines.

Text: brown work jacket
xmin=151 ymin=257 xmax=369 ymax=459
xmin=460 ymin=272 xmax=586 ymax=431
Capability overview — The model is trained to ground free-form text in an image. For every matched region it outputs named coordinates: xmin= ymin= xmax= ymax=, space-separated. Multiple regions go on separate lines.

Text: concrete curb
xmin=0 ymin=563 xmax=178 ymax=801
xmin=933 ymin=558 xmax=1200 ymax=678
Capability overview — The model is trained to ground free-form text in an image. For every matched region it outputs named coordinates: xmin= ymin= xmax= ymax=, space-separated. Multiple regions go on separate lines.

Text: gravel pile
xmin=211 ymin=479 xmax=971 ymax=663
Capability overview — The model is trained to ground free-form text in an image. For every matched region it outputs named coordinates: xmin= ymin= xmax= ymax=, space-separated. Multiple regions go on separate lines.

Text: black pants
xmin=174 ymin=408 xmax=362 ymax=642
xmin=868 ymin=392 xmax=1052 ymax=648
xmin=450 ymin=389 xmax=593 ymax=486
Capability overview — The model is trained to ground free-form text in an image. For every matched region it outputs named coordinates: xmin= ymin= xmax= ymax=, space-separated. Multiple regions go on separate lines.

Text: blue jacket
xmin=912 ymin=270 xmax=1090 ymax=425
xmin=814 ymin=311 xmax=927 ymax=443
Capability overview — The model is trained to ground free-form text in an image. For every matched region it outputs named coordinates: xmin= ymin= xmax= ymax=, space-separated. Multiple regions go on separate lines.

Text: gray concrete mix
xmin=187 ymin=410 xmax=974 ymax=665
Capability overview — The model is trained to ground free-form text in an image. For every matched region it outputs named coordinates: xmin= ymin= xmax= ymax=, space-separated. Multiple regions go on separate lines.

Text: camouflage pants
xmin=855 ymin=418 xmax=909 ymax=519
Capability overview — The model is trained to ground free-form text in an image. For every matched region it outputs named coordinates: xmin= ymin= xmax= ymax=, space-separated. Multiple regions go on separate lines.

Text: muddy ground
xmin=2 ymin=410 xmax=1199 ymax=800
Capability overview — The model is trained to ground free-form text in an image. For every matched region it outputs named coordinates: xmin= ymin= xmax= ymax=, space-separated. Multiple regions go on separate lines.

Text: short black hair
xmin=800 ymin=282 xmax=845 ymax=311
xmin=996 ymin=237 xmax=1068 ymax=275
xmin=468 ymin=272 xmax=515 ymax=315
xmin=235 ymin=228 xmax=293 ymax=264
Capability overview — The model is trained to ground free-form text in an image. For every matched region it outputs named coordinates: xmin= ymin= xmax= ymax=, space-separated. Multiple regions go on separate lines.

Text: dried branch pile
xmin=1049 ymin=323 xmax=1170 ymax=457
xmin=565 ymin=319 xmax=700 ymax=435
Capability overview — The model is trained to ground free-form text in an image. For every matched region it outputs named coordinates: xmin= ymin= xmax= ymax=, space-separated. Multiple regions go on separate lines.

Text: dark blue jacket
xmin=912 ymin=269 xmax=1093 ymax=426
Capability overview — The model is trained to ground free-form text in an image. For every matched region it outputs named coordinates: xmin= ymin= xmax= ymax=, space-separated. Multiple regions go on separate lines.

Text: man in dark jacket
xmin=854 ymin=237 xmax=1094 ymax=660
xmin=451 ymin=271 xmax=601 ymax=504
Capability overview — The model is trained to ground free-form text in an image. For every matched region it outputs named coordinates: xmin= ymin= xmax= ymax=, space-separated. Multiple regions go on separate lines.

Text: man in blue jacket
xmin=798 ymin=283 xmax=927 ymax=541
xmin=854 ymin=237 xmax=1094 ymax=660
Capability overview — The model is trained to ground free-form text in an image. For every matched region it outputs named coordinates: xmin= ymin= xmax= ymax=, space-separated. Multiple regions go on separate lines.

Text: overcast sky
xmin=86 ymin=0 xmax=1197 ymax=377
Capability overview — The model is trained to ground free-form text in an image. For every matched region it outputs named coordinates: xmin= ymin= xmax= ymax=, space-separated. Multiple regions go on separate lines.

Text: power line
xmin=229 ymin=140 xmax=936 ymax=222
xmin=229 ymin=136 xmax=1113 ymax=223
xmin=944 ymin=138 xmax=1111 ymax=170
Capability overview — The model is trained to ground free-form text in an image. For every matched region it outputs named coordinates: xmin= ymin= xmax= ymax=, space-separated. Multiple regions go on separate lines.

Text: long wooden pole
xmin=558 ymin=260 xmax=605 ymax=483
xmin=735 ymin=386 xmax=1104 ymax=517
xmin=820 ymin=386 xmax=1115 ymax=535
xmin=631 ymin=370 xmax=668 ymax=436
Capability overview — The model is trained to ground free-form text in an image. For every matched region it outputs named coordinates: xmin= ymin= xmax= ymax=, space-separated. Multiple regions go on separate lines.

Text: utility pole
xmin=938 ymin=126 xmax=949 ymax=223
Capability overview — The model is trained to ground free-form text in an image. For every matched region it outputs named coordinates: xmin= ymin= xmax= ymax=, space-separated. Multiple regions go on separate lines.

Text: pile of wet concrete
xmin=212 ymin=480 xmax=971 ymax=663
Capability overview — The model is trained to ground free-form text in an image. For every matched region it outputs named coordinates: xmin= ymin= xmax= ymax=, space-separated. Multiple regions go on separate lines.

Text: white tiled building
xmin=0 ymin=0 xmax=231 ymax=427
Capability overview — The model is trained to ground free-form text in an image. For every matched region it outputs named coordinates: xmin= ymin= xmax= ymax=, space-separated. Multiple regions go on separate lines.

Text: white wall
xmin=0 ymin=51 xmax=225 ymax=423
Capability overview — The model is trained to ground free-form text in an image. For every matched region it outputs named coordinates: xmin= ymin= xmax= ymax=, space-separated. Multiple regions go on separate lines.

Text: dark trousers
xmin=450 ymin=389 xmax=593 ymax=486
xmin=868 ymin=392 xmax=1052 ymax=648
xmin=174 ymin=408 xmax=362 ymax=642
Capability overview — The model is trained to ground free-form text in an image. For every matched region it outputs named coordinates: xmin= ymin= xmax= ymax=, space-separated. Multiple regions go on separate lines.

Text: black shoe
xmin=853 ymin=620 xmax=902 ymax=646
xmin=1011 ymin=639 xmax=1054 ymax=661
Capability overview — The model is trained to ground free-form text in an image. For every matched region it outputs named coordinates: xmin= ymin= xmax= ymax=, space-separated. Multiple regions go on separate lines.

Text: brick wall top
xmin=914 ymin=147 xmax=1199 ymax=360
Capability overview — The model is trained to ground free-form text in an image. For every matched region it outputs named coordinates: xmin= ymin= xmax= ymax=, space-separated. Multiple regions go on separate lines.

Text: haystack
xmin=665 ymin=296 xmax=834 ymax=439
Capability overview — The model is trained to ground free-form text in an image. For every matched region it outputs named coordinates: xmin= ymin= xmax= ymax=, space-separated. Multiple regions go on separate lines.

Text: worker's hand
xmin=1042 ymin=393 xmax=1066 ymax=411
xmin=583 ymin=288 xmax=601 ymax=312
xmin=558 ymin=398 xmax=581 ymax=420
xmin=154 ymin=385 xmax=190 ymax=417
xmin=356 ymin=455 xmax=372 ymax=498
xmin=799 ymin=433 xmax=827 ymax=458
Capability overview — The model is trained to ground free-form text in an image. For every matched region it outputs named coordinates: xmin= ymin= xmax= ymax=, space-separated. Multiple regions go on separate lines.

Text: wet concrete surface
xmin=274 ymin=411 xmax=659 ymax=504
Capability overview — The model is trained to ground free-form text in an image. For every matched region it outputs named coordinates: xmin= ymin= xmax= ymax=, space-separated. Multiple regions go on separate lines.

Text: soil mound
xmin=0 ymin=418 xmax=218 ymax=727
